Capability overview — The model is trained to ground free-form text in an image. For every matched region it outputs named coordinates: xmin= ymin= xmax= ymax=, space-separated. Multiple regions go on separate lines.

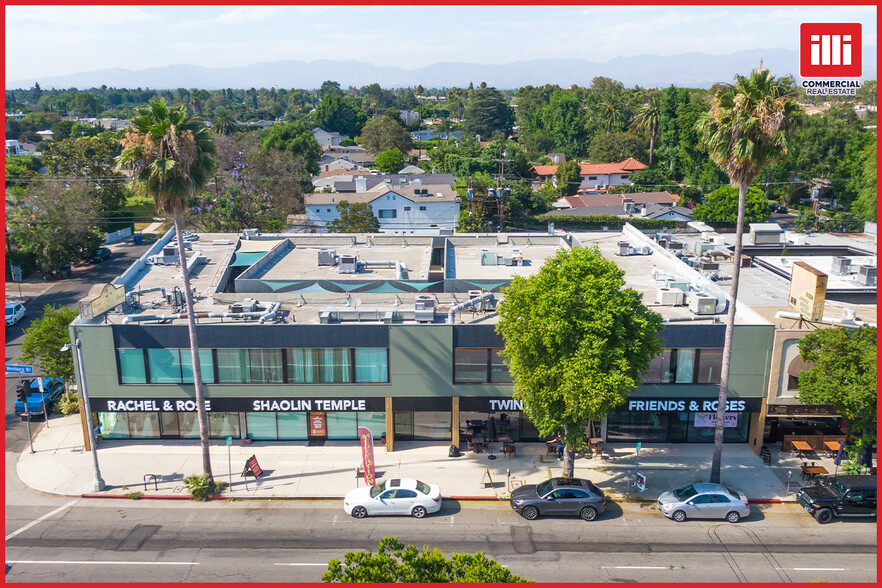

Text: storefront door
xmin=308 ymin=412 xmax=327 ymax=439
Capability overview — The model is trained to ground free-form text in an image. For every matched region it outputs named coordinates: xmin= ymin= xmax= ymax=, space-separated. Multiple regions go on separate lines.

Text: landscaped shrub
xmin=183 ymin=474 xmax=228 ymax=501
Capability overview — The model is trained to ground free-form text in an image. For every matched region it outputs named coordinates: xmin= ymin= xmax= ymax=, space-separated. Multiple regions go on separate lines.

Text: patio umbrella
xmin=860 ymin=444 xmax=874 ymax=472
xmin=833 ymin=442 xmax=845 ymax=476
xmin=488 ymin=416 xmax=497 ymax=442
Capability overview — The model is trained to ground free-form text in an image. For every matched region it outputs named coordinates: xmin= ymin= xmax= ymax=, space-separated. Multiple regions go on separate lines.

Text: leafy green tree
xmin=323 ymin=536 xmax=530 ymax=583
xmin=5 ymin=155 xmax=43 ymax=188
xmin=374 ymin=148 xmax=405 ymax=173
xmin=463 ymin=85 xmax=513 ymax=140
xmin=852 ymin=141 xmax=876 ymax=221
xmin=598 ymin=90 xmax=625 ymax=134
xmin=313 ymin=94 xmax=368 ymax=138
xmin=329 ymin=201 xmax=380 ymax=233
xmin=40 ymin=134 xmax=127 ymax=213
xmin=116 ymin=98 xmax=217 ymax=484
xmin=554 ymin=160 xmax=582 ymax=196
xmin=540 ymin=89 xmax=588 ymax=159
xmin=632 ymin=95 xmax=661 ymax=164
xmin=797 ymin=326 xmax=876 ymax=471
xmin=692 ymin=185 xmax=770 ymax=224
xmin=697 ymin=69 xmax=802 ymax=484
xmin=5 ymin=180 xmax=105 ymax=275
xmin=587 ymin=131 xmax=645 ymax=164
xmin=20 ymin=305 xmax=78 ymax=381
xmin=358 ymin=115 xmax=412 ymax=155
xmin=261 ymin=120 xmax=321 ymax=175
xmin=495 ymin=246 xmax=665 ymax=476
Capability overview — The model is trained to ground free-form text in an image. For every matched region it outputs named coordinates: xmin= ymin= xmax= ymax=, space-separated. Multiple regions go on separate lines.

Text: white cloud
xmin=214 ymin=6 xmax=285 ymax=24
xmin=6 ymin=5 xmax=160 ymax=27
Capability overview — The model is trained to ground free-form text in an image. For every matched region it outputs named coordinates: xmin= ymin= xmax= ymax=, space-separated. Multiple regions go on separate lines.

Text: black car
xmin=88 ymin=247 xmax=112 ymax=263
xmin=796 ymin=475 xmax=876 ymax=524
xmin=510 ymin=477 xmax=607 ymax=521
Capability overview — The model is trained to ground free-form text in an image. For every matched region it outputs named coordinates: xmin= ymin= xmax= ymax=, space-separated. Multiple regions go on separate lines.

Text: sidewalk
xmin=17 ymin=415 xmax=815 ymax=504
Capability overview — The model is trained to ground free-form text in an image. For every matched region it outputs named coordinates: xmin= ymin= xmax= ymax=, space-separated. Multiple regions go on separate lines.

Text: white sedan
xmin=6 ymin=303 xmax=26 ymax=326
xmin=344 ymin=478 xmax=441 ymax=519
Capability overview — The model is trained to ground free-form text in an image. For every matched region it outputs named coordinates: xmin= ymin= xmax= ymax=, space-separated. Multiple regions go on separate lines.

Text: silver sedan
xmin=657 ymin=483 xmax=750 ymax=523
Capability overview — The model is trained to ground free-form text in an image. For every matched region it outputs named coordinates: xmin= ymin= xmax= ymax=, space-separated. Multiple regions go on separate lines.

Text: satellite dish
xmin=351 ymin=298 xmax=362 ymax=308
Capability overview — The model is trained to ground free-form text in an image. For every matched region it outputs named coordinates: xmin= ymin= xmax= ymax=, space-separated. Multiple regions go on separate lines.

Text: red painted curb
xmin=746 ymin=498 xmax=782 ymax=503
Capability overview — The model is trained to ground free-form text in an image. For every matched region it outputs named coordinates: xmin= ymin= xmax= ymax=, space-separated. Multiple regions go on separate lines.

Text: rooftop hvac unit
xmin=338 ymin=254 xmax=358 ymax=274
xmin=481 ymin=250 xmax=497 ymax=266
xmin=414 ymin=294 xmax=437 ymax=309
xmin=693 ymin=241 xmax=715 ymax=256
xmin=665 ymin=279 xmax=691 ymax=292
xmin=414 ymin=294 xmax=436 ymax=322
xmin=656 ymin=288 xmax=686 ymax=306
xmin=468 ymin=290 xmax=484 ymax=300
xmin=713 ymin=235 xmax=727 ymax=245
xmin=831 ymin=256 xmax=851 ymax=276
xmin=242 ymin=228 xmax=260 ymax=239
xmin=687 ymin=293 xmax=716 ymax=315
xmin=666 ymin=241 xmax=684 ymax=251
xmin=317 ymin=249 xmax=336 ymax=266
xmin=857 ymin=265 xmax=876 ymax=286
xmin=230 ymin=298 xmax=259 ymax=313
xmin=699 ymin=260 xmax=720 ymax=271
xmin=656 ymin=233 xmax=672 ymax=243
xmin=617 ymin=241 xmax=630 ymax=256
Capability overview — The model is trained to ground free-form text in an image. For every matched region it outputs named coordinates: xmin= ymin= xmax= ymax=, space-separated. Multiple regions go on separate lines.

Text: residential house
xmin=322 ymin=145 xmax=374 ymax=167
xmin=411 ymin=129 xmax=463 ymax=142
xmin=5 ymin=139 xmax=22 ymax=156
xmin=400 ymin=110 xmax=421 ymax=126
xmin=543 ymin=201 xmax=692 ymax=222
xmin=530 ymin=158 xmax=647 ymax=188
xmin=553 ymin=191 xmax=678 ymax=210
xmin=545 ymin=153 xmax=566 ymax=164
xmin=313 ymin=173 xmax=457 ymax=194
xmin=313 ymin=127 xmax=350 ymax=147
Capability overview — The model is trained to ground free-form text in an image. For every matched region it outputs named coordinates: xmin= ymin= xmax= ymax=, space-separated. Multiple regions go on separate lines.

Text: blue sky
xmin=5 ymin=4 xmax=878 ymax=82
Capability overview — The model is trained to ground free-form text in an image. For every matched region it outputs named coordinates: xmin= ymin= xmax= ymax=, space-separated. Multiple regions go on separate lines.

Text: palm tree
xmin=599 ymin=92 xmax=623 ymax=134
xmin=633 ymin=95 xmax=661 ymax=164
xmin=115 ymin=99 xmax=218 ymax=483
xmin=211 ymin=109 xmax=238 ymax=135
xmin=697 ymin=70 xmax=802 ymax=484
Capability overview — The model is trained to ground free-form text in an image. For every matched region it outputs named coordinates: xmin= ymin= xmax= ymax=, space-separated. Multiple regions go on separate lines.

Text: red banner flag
xmin=357 ymin=427 xmax=376 ymax=486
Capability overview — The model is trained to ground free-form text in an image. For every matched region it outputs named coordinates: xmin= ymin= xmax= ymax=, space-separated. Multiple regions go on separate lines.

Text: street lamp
xmin=61 ymin=340 xmax=105 ymax=491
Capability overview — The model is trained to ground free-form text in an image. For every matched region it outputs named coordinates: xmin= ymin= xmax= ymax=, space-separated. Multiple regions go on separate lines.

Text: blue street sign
xmin=5 ymin=364 xmax=34 ymax=374
xmin=636 ymin=442 xmax=642 ymax=451
xmin=226 ymin=436 xmax=233 ymax=446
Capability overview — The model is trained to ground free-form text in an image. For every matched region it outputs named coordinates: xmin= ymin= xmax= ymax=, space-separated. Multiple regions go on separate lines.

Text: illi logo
xmin=800 ymin=23 xmax=862 ymax=78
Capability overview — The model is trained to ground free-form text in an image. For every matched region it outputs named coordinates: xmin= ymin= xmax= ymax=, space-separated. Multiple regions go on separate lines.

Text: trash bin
xmin=133 ymin=234 xmax=143 ymax=245
xmin=60 ymin=264 xmax=72 ymax=279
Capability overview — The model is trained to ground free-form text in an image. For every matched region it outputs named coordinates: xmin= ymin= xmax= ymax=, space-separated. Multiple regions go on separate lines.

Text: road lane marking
xmin=7 ymin=560 xmax=198 ymax=566
xmin=274 ymin=563 xmax=328 ymax=566
xmin=793 ymin=568 xmax=846 ymax=571
xmin=602 ymin=566 xmax=670 ymax=570
xmin=5 ymin=500 xmax=77 ymax=541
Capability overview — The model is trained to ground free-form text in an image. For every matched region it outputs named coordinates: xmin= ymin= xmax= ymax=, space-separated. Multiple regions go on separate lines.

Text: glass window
xmin=277 ymin=412 xmax=308 ymax=439
xmin=697 ymin=349 xmax=723 ymax=384
xmin=118 ymin=349 xmax=147 ymax=384
xmin=209 ymin=412 xmax=240 ymax=438
xmin=147 ymin=348 xmax=183 ymax=383
xmin=326 ymin=412 xmax=358 ymax=439
xmin=675 ymin=349 xmax=695 ymax=383
xmin=246 ymin=412 xmax=278 ymax=440
xmin=178 ymin=412 xmax=200 ymax=439
xmin=413 ymin=411 xmax=451 ymax=440
xmin=454 ymin=348 xmax=487 ymax=383
xmin=490 ymin=349 xmax=512 ymax=383
xmin=160 ymin=412 xmax=180 ymax=437
xmin=217 ymin=349 xmax=248 ymax=383
xmin=357 ymin=411 xmax=386 ymax=438
xmin=128 ymin=412 xmax=160 ymax=439
xmin=355 ymin=348 xmax=388 ymax=383
xmin=98 ymin=412 xmax=130 ymax=439
xmin=181 ymin=349 xmax=216 ymax=384
xmin=287 ymin=348 xmax=351 ymax=383
xmin=249 ymin=349 xmax=283 ymax=383
xmin=322 ymin=348 xmax=351 ymax=383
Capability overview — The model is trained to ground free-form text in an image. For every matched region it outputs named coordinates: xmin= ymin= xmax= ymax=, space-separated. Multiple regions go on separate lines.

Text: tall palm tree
xmin=599 ymin=92 xmax=623 ymax=134
xmin=211 ymin=109 xmax=238 ymax=135
xmin=697 ymin=70 xmax=802 ymax=484
xmin=633 ymin=95 xmax=661 ymax=164
xmin=115 ymin=99 xmax=218 ymax=483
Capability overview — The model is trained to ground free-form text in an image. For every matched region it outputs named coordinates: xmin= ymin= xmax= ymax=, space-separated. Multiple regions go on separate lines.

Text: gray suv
xmin=510 ymin=477 xmax=607 ymax=521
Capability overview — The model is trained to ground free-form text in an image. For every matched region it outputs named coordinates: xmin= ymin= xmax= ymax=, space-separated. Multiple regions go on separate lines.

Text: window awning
xmin=787 ymin=355 xmax=815 ymax=378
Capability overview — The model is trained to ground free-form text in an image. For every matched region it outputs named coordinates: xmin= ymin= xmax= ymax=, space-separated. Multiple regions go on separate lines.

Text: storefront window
xmin=277 ymin=412 xmax=308 ymax=439
xmin=357 ymin=412 xmax=386 ymax=438
xmin=326 ymin=412 xmax=358 ymax=439
xmin=181 ymin=350 xmax=216 ymax=384
xmin=147 ymin=348 xmax=182 ymax=383
xmin=249 ymin=349 xmax=283 ymax=383
xmin=287 ymin=348 xmax=352 ymax=383
xmin=696 ymin=349 xmax=723 ymax=384
xmin=413 ymin=411 xmax=451 ymax=440
xmin=128 ymin=412 xmax=161 ymax=438
xmin=217 ymin=349 xmax=248 ymax=383
xmin=178 ymin=412 xmax=200 ymax=438
xmin=209 ymin=412 xmax=240 ymax=438
xmin=454 ymin=348 xmax=488 ymax=383
xmin=355 ymin=348 xmax=388 ymax=383
xmin=118 ymin=349 xmax=147 ymax=384
xmin=98 ymin=412 xmax=130 ymax=439
xmin=246 ymin=412 xmax=278 ymax=440
xmin=490 ymin=350 xmax=512 ymax=383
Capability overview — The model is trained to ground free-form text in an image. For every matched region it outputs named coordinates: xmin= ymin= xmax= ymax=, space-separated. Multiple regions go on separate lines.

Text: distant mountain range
xmin=9 ymin=48 xmax=877 ymax=90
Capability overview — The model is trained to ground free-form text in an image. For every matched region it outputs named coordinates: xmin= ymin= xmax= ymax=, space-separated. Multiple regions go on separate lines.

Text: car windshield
xmin=369 ymin=481 xmax=387 ymax=498
xmin=826 ymin=477 xmax=847 ymax=496
xmin=536 ymin=480 xmax=553 ymax=496
xmin=415 ymin=480 xmax=431 ymax=495
xmin=673 ymin=484 xmax=697 ymax=501
xmin=585 ymin=481 xmax=602 ymax=495
xmin=5 ymin=308 xmax=12 ymax=316
xmin=725 ymin=486 xmax=740 ymax=499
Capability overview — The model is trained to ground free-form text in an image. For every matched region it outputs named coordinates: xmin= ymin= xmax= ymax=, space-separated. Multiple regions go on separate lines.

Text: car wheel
xmin=814 ymin=508 xmax=833 ymax=524
xmin=411 ymin=505 xmax=427 ymax=518
xmin=522 ymin=506 xmax=539 ymax=520
xmin=580 ymin=506 xmax=598 ymax=521
xmin=726 ymin=511 xmax=740 ymax=523
xmin=351 ymin=506 xmax=368 ymax=519
xmin=672 ymin=510 xmax=686 ymax=522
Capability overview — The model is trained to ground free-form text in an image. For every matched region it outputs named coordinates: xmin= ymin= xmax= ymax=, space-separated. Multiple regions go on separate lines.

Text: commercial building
xmin=69 ymin=223 xmax=874 ymax=452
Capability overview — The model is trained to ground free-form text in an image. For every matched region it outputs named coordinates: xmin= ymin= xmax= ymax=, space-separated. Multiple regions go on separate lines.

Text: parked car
xmin=344 ymin=477 xmax=441 ymax=519
xmin=796 ymin=475 xmax=877 ymax=523
xmin=657 ymin=483 xmax=750 ymax=523
xmin=5 ymin=302 xmax=26 ymax=326
xmin=88 ymin=247 xmax=112 ymax=263
xmin=772 ymin=205 xmax=788 ymax=213
xmin=13 ymin=377 xmax=66 ymax=419
xmin=510 ymin=477 xmax=607 ymax=521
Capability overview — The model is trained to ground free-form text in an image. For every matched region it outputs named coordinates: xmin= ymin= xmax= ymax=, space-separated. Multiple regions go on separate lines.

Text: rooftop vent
xmin=338 ymin=254 xmax=358 ymax=274
xmin=317 ymin=249 xmax=336 ymax=266
xmin=242 ymin=228 xmax=260 ymax=239
xmin=230 ymin=298 xmax=259 ymax=313
xmin=656 ymin=288 xmax=686 ymax=306
xmin=857 ymin=265 xmax=876 ymax=286
xmin=616 ymin=241 xmax=630 ymax=256
xmin=687 ymin=293 xmax=716 ymax=315
xmin=831 ymin=256 xmax=851 ymax=276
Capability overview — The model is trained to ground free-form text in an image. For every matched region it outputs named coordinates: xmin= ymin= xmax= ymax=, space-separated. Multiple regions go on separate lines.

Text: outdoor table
xmin=471 ymin=435 xmax=485 ymax=454
xmin=792 ymin=441 xmax=813 ymax=458
xmin=823 ymin=441 xmax=841 ymax=457
xmin=801 ymin=465 xmax=828 ymax=479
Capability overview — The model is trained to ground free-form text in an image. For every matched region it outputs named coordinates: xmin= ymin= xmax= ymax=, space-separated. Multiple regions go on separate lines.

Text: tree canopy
xmin=554 ymin=160 xmax=581 ymax=197
xmin=374 ymin=148 xmax=406 ymax=173
xmin=358 ymin=115 xmax=412 ymax=155
xmin=329 ymin=201 xmax=380 ymax=233
xmin=260 ymin=120 xmax=322 ymax=175
xmin=463 ymin=85 xmax=514 ymax=140
xmin=495 ymin=246 xmax=664 ymax=476
xmin=20 ymin=305 xmax=79 ymax=381
xmin=692 ymin=185 xmax=770 ymax=225
xmin=313 ymin=94 xmax=368 ymax=138
xmin=323 ymin=536 xmax=530 ymax=583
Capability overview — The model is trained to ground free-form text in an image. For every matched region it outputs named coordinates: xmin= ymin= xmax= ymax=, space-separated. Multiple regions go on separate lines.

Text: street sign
xmin=5 ymin=365 xmax=34 ymax=374
xmin=225 ymin=436 xmax=233 ymax=446
xmin=635 ymin=442 xmax=642 ymax=451
xmin=11 ymin=266 xmax=22 ymax=282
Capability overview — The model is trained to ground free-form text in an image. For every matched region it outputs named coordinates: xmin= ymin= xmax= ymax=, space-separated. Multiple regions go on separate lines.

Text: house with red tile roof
xmin=529 ymin=158 xmax=647 ymax=188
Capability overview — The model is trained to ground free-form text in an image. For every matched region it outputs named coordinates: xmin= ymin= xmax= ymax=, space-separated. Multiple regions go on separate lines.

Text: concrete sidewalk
xmin=17 ymin=414 xmax=817 ymax=503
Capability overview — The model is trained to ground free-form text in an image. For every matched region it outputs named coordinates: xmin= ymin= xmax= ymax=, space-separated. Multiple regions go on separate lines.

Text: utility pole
xmin=489 ymin=146 xmax=511 ymax=232
xmin=465 ymin=178 xmax=474 ymax=232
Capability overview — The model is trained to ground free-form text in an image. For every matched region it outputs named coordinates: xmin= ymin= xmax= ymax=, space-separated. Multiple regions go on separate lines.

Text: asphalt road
xmin=4 ymin=496 xmax=876 ymax=583
xmin=5 ymin=242 xmax=153 ymax=453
